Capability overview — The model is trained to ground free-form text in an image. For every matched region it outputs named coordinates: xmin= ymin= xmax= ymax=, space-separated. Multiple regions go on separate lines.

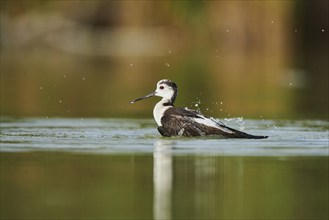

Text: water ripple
xmin=1 ymin=117 xmax=328 ymax=156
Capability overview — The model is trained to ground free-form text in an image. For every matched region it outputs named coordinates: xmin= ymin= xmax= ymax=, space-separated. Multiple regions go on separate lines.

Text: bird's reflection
xmin=153 ymin=139 xmax=174 ymax=220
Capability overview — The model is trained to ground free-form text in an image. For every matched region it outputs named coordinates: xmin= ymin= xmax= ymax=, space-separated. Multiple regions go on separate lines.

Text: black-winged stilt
xmin=131 ymin=79 xmax=268 ymax=139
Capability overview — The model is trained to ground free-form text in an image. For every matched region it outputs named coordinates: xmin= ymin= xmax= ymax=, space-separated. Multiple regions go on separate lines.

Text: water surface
xmin=1 ymin=118 xmax=328 ymax=219
xmin=1 ymin=118 xmax=328 ymax=156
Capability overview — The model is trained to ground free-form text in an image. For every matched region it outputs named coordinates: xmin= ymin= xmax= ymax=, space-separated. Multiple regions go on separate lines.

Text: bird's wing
xmin=159 ymin=107 xmax=267 ymax=139
xmin=172 ymin=107 xmax=235 ymax=133
xmin=192 ymin=114 xmax=268 ymax=138
xmin=159 ymin=114 xmax=207 ymax=137
xmin=159 ymin=107 xmax=235 ymax=137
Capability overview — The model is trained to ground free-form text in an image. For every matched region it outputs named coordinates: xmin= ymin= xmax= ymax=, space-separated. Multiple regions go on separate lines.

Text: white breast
xmin=153 ymin=100 xmax=171 ymax=126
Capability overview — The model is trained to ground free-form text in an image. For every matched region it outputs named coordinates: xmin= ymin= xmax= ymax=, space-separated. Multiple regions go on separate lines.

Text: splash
xmin=223 ymin=117 xmax=245 ymax=131
xmin=191 ymin=97 xmax=202 ymax=112
xmin=190 ymin=98 xmax=246 ymax=131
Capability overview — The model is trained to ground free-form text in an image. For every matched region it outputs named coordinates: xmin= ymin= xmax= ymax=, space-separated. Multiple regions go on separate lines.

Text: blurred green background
xmin=1 ymin=1 xmax=328 ymax=119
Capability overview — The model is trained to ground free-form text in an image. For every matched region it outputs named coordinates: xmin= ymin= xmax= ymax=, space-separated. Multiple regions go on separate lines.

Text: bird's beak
xmin=131 ymin=92 xmax=156 ymax=103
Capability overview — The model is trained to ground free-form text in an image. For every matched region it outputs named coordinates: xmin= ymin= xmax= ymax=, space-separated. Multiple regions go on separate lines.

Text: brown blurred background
xmin=0 ymin=1 xmax=328 ymax=119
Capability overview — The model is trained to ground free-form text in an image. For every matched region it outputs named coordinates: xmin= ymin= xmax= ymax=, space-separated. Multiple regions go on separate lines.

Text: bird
xmin=131 ymin=79 xmax=268 ymax=139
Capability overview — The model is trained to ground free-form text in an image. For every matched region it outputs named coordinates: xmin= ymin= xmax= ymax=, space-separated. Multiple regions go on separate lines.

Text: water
xmin=1 ymin=118 xmax=328 ymax=156
xmin=1 ymin=118 xmax=328 ymax=219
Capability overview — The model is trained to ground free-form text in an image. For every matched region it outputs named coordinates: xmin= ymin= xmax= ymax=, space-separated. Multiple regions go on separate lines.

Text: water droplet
xmin=226 ymin=29 xmax=230 ymax=32
xmin=165 ymin=62 xmax=170 ymax=67
xmin=130 ymin=63 xmax=133 ymax=67
xmin=220 ymin=101 xmax=223 ymax=105
xmin=294 ymin=29 xmax=298 ymax=33
xmin=64 ymin=75 xmax=66 ymax=78
xmin=82 ymin=77 xmax=86 ymax=81
xmin=39 ymin=86 xmax=43 ymax=90
xmin=321 ymin=29 xmax=325 ymax=32
xmin=195 ymin=103 xmax=199 ymax=107
xmin=59 ymin=100 xmax=62 ymax=103
xmin=289 ymin=82 xmax=293 ymax=86
xmin=271 ymin=20 xmax=274 ymax=24
xmin=168 ymin=50 xmax=172 ymax=53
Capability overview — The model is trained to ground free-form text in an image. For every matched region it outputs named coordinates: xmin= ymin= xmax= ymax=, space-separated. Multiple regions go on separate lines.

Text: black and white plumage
xmin=131 ymin=79 xmax=268 ymax=139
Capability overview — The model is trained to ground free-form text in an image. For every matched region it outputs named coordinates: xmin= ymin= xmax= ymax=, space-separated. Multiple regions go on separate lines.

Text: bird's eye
xmin=160 ymin=86 xmax=164 ymax=89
